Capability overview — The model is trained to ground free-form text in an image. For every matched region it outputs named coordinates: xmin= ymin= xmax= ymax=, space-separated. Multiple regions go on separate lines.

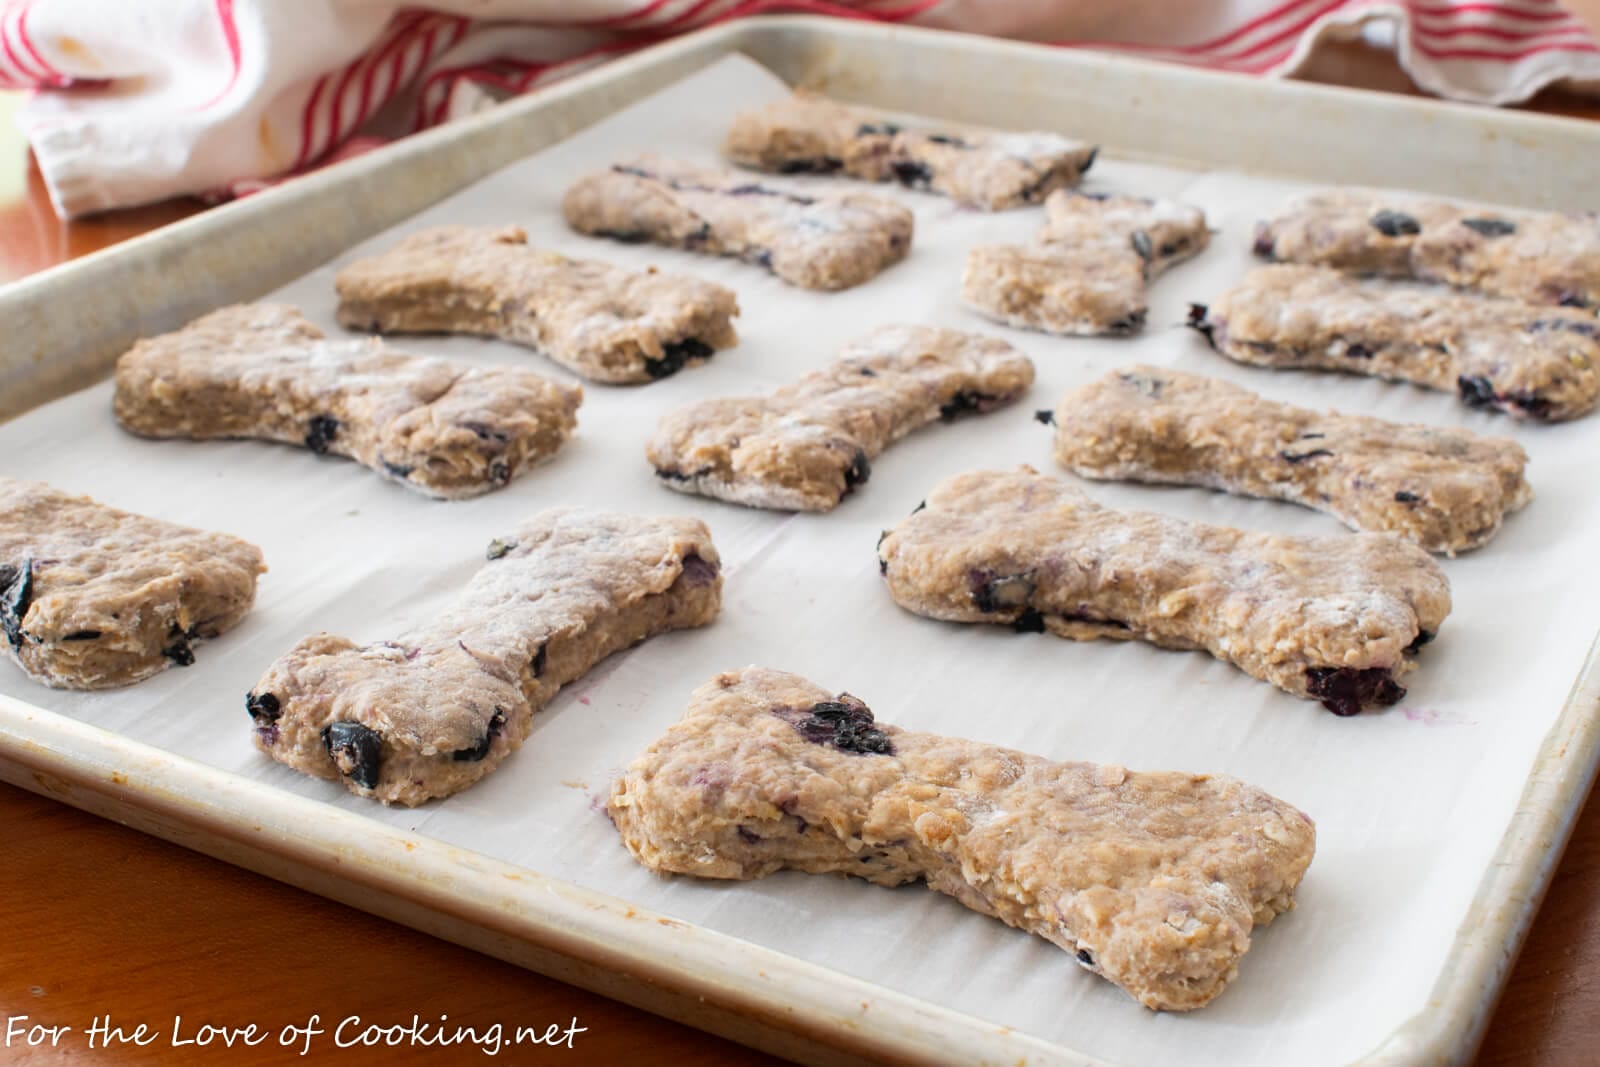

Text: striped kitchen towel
xmin=4 ymin=0 xmax=1597 ymax=218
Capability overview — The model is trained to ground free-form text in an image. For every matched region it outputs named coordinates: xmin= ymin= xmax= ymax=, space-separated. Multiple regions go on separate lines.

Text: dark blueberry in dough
xmin=889 ymin=160 xmax=933 ymax=188
xmin=649 ymin=337 xmax=714 ymax=379
xmin=162 ymin=630 xmax=195 ymax=667
xmin=925 ymin=133 xmax=969 ymax=147
xmin=1558 ymin=291 xmax=1590 ymax=308
xmin=1130 ymin=230 xmax=1153 ymax=263
xmin=859 ymin=366 xmax=877 ymax=377
xmin=855 ymin=122 xmax=901 ymax=137
xmin=1034 ymin=409 xmax=1055 ymax=425
xmin=751 ymin=249 xmax=775 ymax=271
xmin=1405 ymin=630 xmax=1435 ymax=654
xmin=1280 ymin=449 xmax=1333 ymax=464
xmin=453 ymin=708 xmax=506 ymax=763
xmin=843 ymin=449 xmax=871 ymax=493
xmin=1461 ymin=217 xmax=1516 ymax=237
xmin=304 ymin=414 xmax=339 ymax=455
xmin=737 ymin=826 xmax=763 ymax=844
xmin=486 ymin=538 xmax=517 ymax=561
xmin=788 ymin=697 xmax=893 ymax=756
xmin=1457 ymin=375 xmax=1497 ymax=410
xmin=322 ymin=721 xmax=383 ymax=788
xmin=1394 ymin=491 xmax=1420 ymax=504
xmin=488 ymin=461 xmax=512 ymax=486
xmin=679 ymin=552 xmax=720 ymax=587
xmin=729 ymin=183 xmax=813 ymax=204
xmin=381 ymin=459 xmax=415 ymax=480
xmin=1369 ymin=210 xmax=1421 ymax=237
xmin=1159 ymin=239 xmax=1186 ymax=257
xmin=1105 ymin=310 xmax=1147 ymax=335
xmin=462 ymin=421 xmax=510 ymax=444
xmin=938 ymin=391 xmax=988 ymax=421
xmin=777 ymin=157 xmax=842 ymax=175
xmin=1076 ymin=949 xmax=1095 ymax=966
xmin=1 ymin=559 xmax=33 ymax=651
xmin=1528 ymin=319 xmax=1600 ymax=338
xmin=655 ymin=467 xmax=694 ymax=483
xmin=1298 ymin=432 xmax=1326 ymax=440
xmin=1505 ymin=391 xmax=1554 ymax=420
xmin=1119 ymin=371 xmax=1164 ymax=399
xmin=1251 ymin=229 xmax=1276 ymax=258
xmin=246 ymin=691 xmax=281 ymax=724
xmin=62 ymin=629 xmax=102 ymax=641
xmin=1012 ymin=609 xmax=1046 ymax=634
xmin=970 ymin=571 xmax=1034 ymax=613
xmin=1344 ymin=343 xmax=1373 ymax=359
xmin=531 ymin=643 xmax=547 ymax=679
xmin=1304 ymin=666 xmax=1405 ymax=716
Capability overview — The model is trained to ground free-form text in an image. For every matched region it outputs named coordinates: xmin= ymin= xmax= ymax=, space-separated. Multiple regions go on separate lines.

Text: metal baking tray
xmin=4 ymin=18 xmax=1600 ymax=1066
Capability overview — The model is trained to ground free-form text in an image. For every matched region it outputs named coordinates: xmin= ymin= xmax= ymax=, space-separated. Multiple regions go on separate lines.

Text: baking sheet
xmin=3 ymin=53 xmax=1598 ymax=1067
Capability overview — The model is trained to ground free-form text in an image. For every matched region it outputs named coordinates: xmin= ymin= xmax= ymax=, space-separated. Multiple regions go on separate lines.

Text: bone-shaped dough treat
xmin=114 ymin=304 xmax=582 ymax=499
xmin=1045 ymin=366 xmax=1532 ymax=555
xmin=1253 ymin=189 xmax=1600 ymax=308
xmin=248 ymin=508 xmax=721 ymax=805
xmin=562 ymin=156 xmax=912 ymax=291
xmin=334 ymin=225 xmax=740 ymax=384
xmin=647 ymin=324 xmax=1034 ymax=511
xmin=877 ymin=468 xmax=1450 ymax=715
xmin=608 ymin=667 xmax=1316 ymax=1011
xmin=963 ymin=191 xmax=1210 ymax=336
xmin=723 ymin=92 xmax=1098 ymax=210
xmin=1 ymin=478 xmax=265 ymax=690
xmin=1188 ymin=264 xmax=1600 ymax=422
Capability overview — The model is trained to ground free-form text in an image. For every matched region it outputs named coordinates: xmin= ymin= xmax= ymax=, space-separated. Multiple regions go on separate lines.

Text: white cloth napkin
xmin=5 ymin=0 xmax=1597 ymax=218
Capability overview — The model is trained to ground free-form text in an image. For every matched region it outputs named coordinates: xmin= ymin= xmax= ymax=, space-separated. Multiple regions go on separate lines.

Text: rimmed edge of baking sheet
xmin=0 ymin=692 xmax=1074 ymax=1066
xmin=3 ymin=17 xmax=1600 ymax=1066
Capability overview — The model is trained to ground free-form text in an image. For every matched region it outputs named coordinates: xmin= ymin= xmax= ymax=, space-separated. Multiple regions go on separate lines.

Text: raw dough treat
xmin=1254 ymin=189 xmax=1600 ymax=308
xmin=608 ymin=666 xmax=1315 ymax=1012
xmin=647 ymin=325 xmax=1034 ymax=511
xmin=877 ymin=467 xmax=1450 ymax=714
xmin=248 ymin=508 xmax=722 ymax=806
xmin=0 ymin=478 xmax=265 ymax=690
xmin=1046 ymin=366 xmax=1532 ymax=555
xmin=963 ymin=191 xmax=1210 ymax=335
xmin=1188 ymin=264 xmax=1600 ymax=422
xmin=723 ymin=92 xmax=1098 ymax=210
xmin=562 ymin=156 xmax=913 ymax=290
xmin=114 ymin=304 xmax=583 ymax=499
xmin=334 ymin=225 xmax=740 ymax=384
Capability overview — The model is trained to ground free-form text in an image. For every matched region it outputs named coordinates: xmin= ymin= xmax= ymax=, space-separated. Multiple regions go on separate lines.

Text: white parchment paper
xmin=4 ymin=55 xmax=1598 ymax=1067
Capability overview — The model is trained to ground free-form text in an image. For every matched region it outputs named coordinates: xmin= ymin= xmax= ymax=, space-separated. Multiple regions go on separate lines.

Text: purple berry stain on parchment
xmin=1402 ymin=707 xmax=1476 ymax=727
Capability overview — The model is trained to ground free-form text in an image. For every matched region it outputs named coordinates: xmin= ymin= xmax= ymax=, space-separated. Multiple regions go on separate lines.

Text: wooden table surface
xmin=2 ymin=41 xmax=1599 ymax=1067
